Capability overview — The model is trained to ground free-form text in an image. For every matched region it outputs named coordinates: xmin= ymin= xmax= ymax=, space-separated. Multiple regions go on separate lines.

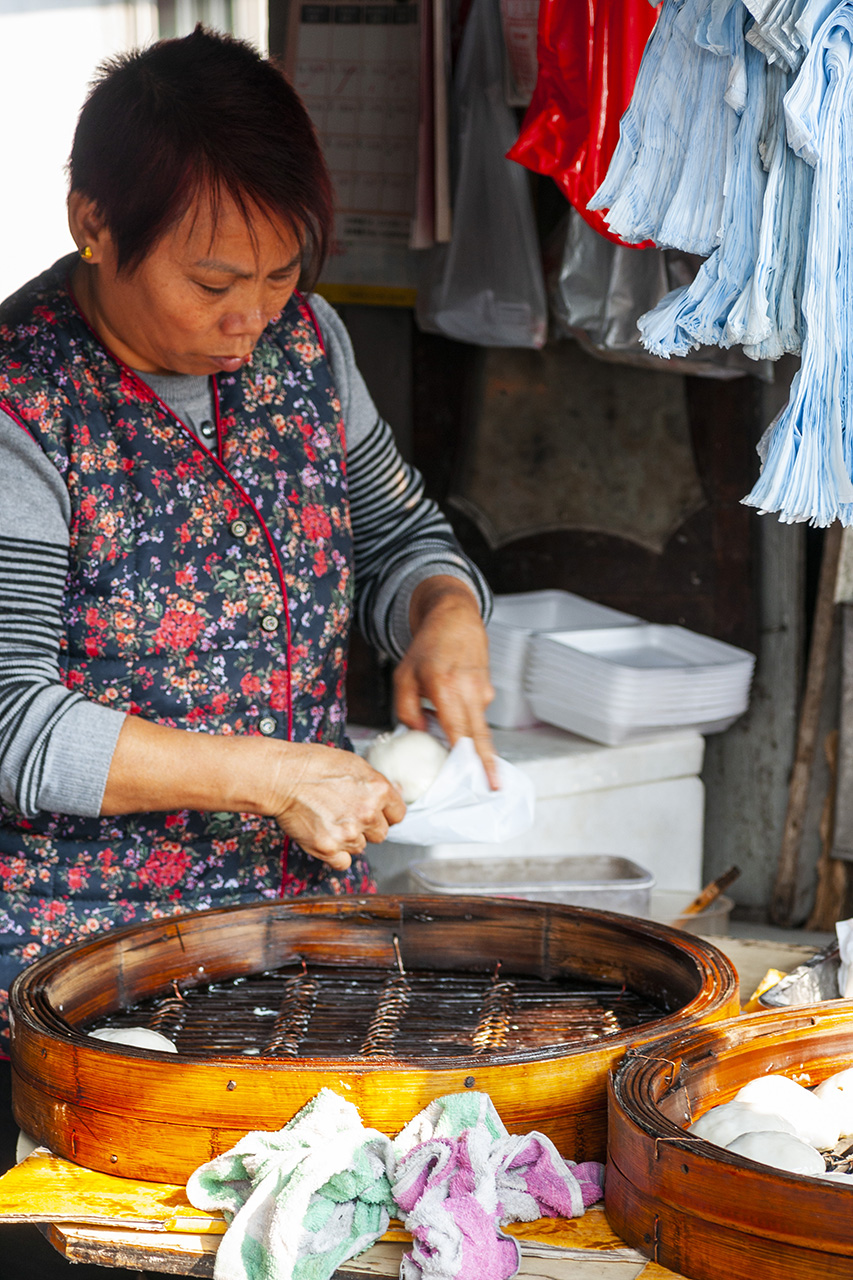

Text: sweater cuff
xmin=389 ymin=563 xmax=488 ymax=656
xmin=38 ymin=701 xmax=127 ymax=817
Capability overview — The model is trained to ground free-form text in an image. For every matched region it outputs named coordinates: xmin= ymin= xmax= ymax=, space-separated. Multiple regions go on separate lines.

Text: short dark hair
xmin=69 ymin=26 xmax=334 ymax=288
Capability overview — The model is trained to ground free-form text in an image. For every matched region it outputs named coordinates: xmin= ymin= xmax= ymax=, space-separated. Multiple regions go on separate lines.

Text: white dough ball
xmin=725 ymin=1129 xmax=826 ymax=1176
xmin=734 ymin=1073 xmax=840 ymax=1150
xmin=814 ymin=1067 xmax=853 ymax=1138
xmin=89 ymin=1026 xmax=178 ymax=1053
xmin=367 ymin=729 xmax=449 ymax=803
xmin=688 ymin=1100 xmax=795 ymax=1147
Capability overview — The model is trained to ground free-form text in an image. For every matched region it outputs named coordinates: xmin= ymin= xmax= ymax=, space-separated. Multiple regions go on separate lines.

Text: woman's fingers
xmin=395 ymin=575 xmax=500 ymax=786
xmin=321 ymin=850 xmax=353 ymax=871
xmin=428 ymin=672 xmax=500 ymax=790
xmin=393 ymin=663 xmax=428 ymax=731
xmin=270 ymin=744 xmax=406 ymax=864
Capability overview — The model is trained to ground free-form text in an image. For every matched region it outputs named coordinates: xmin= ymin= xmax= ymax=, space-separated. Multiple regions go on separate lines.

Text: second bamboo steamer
xmin=606 ymin=1005 xmax=853 ymax=1280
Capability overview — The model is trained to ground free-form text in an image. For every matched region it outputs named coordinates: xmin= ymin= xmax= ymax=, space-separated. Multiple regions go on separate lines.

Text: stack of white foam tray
xmin=487 ymin=590 xmax=640 ymax=729
xmin=526 ymin=624 xmax=756 ymax=746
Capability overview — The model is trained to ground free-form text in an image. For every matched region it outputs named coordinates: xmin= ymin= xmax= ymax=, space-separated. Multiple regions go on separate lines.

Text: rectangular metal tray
xmin=407 ymin=854 xmax=654 ymax=916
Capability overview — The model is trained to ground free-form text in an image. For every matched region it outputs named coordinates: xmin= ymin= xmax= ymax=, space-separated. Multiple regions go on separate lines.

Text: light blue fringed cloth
xmin=744 ymin=2 xmax=853 ymax=524
xmin=590 ymin=0 xmax=853 ymax=527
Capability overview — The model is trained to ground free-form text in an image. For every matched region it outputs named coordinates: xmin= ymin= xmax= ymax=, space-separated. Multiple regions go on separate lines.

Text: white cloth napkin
xmin=383 ymin=737 xmax=535 ymax=845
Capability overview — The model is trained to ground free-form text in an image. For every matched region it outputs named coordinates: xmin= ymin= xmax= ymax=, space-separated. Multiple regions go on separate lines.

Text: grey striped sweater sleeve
xmin=0 ymin=534 xmax=124 ymax=817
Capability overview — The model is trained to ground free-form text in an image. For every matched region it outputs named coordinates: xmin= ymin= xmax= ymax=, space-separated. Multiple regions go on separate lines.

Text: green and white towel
xmin=186 ymin=1088 xmax=395 ymax=1280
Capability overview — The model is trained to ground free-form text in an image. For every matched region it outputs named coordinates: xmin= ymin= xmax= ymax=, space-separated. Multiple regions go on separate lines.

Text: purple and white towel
xmin=392 ymin=1093 xmax=604 ymax=1280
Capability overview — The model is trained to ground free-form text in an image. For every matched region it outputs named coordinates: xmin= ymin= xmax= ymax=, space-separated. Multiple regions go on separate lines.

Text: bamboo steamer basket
xmin=606 ymin=1004 xmax=853 ymax=1280
xmin=9 ymin=895 xmax=738 ymax=1183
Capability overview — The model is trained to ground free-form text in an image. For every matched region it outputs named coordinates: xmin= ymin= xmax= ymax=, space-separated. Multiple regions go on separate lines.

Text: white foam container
xmin=487 ymin=591 xmax=640 ymax=729
xmin=525 ymin=625 xmax=755 ymax=744
xmin=525 ymin=697 xmax=739 ymax=746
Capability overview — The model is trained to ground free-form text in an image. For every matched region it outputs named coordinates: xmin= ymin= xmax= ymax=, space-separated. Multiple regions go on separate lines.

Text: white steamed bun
xmin=814 ymin=1067 xmax=853 ymax=1138
xmin=725 ymin=1129 xmax=826 ymax=1176
xmin=89 ymin=1026 xmax=178 ymax=1053
xmin=734 ymin=1073 xmax=840 ymax=1150
xmin=367 ymin=729 xmax=449 ymax=803
xmin=688 ymin=1100 xmax=795 ymax=1147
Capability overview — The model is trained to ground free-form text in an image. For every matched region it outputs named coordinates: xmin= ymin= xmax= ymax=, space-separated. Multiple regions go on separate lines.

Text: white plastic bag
xmin=415 ymin=0 xmax=547 ymax=349
xmin=383 ymin=736 xmax=535 ymax=845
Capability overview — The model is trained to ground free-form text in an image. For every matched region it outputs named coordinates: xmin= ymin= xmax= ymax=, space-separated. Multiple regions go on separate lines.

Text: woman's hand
xmin=266 ymin=742 xmax=406 ymax=870
xmin=101 ymin=718 xmax=406 ymax=873
xmin=394 ymin=576 xmax=499 ymax=788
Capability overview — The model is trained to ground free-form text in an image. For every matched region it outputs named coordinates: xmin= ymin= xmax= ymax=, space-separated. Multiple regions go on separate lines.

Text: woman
xmin=0 ymin=25 xmax=495 ymax=1075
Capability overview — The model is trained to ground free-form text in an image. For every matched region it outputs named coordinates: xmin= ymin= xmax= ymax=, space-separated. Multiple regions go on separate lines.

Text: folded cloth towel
xmin=392 ymin=1094 xmax=604 ymax=1280
xmin=186 ymin=1088 xmax=395 ymax=1280
xmin=187 ymin=1088 xmax=603 ymax=1280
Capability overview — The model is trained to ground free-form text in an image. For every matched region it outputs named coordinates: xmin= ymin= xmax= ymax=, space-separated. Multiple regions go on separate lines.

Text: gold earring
xmin=80 ymin=246 xmax=93 ymax=260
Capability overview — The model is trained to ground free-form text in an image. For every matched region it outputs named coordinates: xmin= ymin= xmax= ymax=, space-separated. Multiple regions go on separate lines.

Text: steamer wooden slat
xmin=606 ymin=1005 xmax=853 ymax=1280
xmin=9 ymin=896 xmax=738 ymax=1183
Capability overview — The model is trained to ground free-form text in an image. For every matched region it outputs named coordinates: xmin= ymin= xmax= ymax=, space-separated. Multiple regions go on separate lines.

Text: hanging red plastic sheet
xmin=508 ymin=0 xmax=661 ymax=246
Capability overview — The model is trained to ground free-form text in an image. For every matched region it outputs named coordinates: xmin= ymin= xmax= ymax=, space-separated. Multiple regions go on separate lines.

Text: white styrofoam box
xmin=525 ymin=696 xmax=740 ymax=745
xmin=490 ymin=590 xmax=639 ymax=637
xmin=487 ymin=683 xmax=538 ymax=731
xmin=366 ymin=723 xmax=706 ymax=897
xmin=486 ymin=591 xmax=640 ymax=729
xmin=534 ymin=624 xmax=754 ymax=675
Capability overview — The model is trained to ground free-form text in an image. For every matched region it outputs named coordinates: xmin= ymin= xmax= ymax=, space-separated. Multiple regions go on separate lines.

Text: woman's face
xmin=69 ymin=190 xmax=304 ymax=376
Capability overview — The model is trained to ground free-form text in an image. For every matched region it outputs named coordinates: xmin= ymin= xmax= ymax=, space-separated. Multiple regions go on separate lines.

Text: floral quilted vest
xmin=0 ymin=258 xmax=372 ymax=1050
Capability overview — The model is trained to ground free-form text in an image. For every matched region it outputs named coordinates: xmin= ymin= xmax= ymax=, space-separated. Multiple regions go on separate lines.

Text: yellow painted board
xmin=507 ymin=1205 xmax=641 ymax=1255
xmin=0 ymin=1149 xmax=224 ymax=1232
xmin=1 ymin=1154 xmax=629 ymax=1253
xmin=2 ymin=1152 xmax=686 ymax=1276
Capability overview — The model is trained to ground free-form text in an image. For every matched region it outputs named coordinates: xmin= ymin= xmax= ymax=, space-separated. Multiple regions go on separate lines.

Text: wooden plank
xmin=39 ymin=1221 xmax=218 ymax=1276
xmin=806 ymin=728 xmax=846 ymax=929
xmin=6 ymin=1164 xmax=686 ymax=1278
xmin=832 ymin=602 xmax=853 ymax=860
xmin=38 ymin=1222 xmax=672 ymax=1278
xmin=771 ymin=521 xmax=843 ymax=924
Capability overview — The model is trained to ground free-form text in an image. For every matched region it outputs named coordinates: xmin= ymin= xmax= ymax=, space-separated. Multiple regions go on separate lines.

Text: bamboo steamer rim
xmin=8 ymin=895 xmax=740 ymax=1183
xmin=606 ymin=1002 xmax=853 ymax=1276
xmin=10 ymin=894 xmax=739 ymax=1069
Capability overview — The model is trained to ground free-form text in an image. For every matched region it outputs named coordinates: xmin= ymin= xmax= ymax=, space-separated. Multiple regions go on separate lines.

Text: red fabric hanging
xmin=508 ymin=0 xmax=661 ymax=247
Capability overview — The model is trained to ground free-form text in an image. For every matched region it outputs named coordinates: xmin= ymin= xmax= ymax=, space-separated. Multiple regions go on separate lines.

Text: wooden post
xmin=770 ymin=522 xmax=843 ymax=925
